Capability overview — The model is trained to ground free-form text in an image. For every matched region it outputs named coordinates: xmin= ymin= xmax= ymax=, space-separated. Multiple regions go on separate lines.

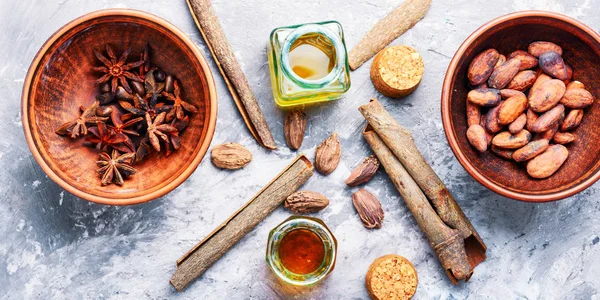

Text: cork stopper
xmin=370 ymin=45 xmax=424 ymax=98
xmin=365 ymin=254 xmax=418 ymax=300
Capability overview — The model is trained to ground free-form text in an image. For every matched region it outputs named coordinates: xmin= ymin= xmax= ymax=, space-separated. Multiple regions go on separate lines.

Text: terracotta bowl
xmin=442 ymin=11 xmax=600 ymax=202
xmin=22 ymin=9 xmax=217 ymax=205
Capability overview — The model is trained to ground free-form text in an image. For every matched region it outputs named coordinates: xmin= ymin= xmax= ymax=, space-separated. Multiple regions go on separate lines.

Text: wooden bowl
xmin=442 ymin=11 xmax=600 ymax=202
xmin=21 ymin=9 xmax=217 ymax=205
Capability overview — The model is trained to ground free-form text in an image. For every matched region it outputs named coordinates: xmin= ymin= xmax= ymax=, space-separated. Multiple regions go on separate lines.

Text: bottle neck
xmin=280 ymin=24 xmax=345 ymax=89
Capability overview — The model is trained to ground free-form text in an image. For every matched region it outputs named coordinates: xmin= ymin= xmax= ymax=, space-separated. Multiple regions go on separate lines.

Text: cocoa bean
xmin=560 ymin=109 xmax=584 ymax=131
xmin=467 ymin=88 xmax=501 ymax=107
xmin=553 ymin=132 xmax=575 ymax=144
xmin=491 ymin=145 xmax=514 ymax=160
xmin=492 ymin=130 xmax=531 ymax=149
xmin=486 ymin=103 xmax=504 ymax=133
xmin=566 ymin=81 xmax=585 ymax=90
xmin=498 ymin=93 xmax=528 ymax=125
xmin=539 ymin=51 xmax=569 ymax=80
xmin=495 ymin=54 xmax=506 ymax=68
xmin=508 ymin=50 xmax=538 ymax=70
xmin=532 ymin=104 xmax=565 ymax=132
xmin=467 ymin=125 xmax=488 ymax=152
xmin=529 ymin=73 xmax=552 ymax=96
xmin=468 ymin=49 xmax=500 ymax=86
xmin=507 ymin=70 xmax=537 ymax=91
xmin=488 ymin=58 xmax=521 ymax=89
xmin=560 ymin=88 xmax=594 ymax=108
xmin=528 ymin=41 xmax=563 ymax=57
xmin=466 ymin=100 xmax=481 ymax=126
xmin=509 ymin=113 xmax=527 ymax=134
xmin=525 ymin=109 xmax=538 ymax=132
xmin=528 ymin=79 xmax=566 ymax=112
xmin=526 ymin=145 xmax=569 ymax=179
xmin=513 ymin=139 xmax=549 ymax=162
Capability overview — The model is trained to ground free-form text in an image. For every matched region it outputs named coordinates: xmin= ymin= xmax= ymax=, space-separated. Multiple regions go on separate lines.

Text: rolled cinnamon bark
xmin=359 ymin=99 xmax=486 ymax=278
xmin=187 ymin=0 xmax=277 ymax=150
xmin=348 ymin=0 xmax=431 ymax=70
xmin=364 ymin=126 xmax=472 ymax=282
xmin=170 ymin=155 xmax=314 ymax=291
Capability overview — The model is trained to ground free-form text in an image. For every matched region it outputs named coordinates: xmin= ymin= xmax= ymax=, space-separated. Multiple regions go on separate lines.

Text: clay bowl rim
xmin=441 ymin=10 xmax=600 ymax=202
xmin=21 ymin=9 xmax=218 ymax=206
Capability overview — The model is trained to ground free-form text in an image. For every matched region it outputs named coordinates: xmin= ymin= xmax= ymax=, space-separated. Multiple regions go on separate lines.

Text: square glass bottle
xmin=268 ymin=21 xmax=351 ymax=108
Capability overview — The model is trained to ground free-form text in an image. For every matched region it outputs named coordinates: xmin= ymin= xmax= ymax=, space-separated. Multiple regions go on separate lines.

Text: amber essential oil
xmin=278 ymin=228 xmax=325 ymax=274
xmin=288 ymin=33 xmax=336 ymax=81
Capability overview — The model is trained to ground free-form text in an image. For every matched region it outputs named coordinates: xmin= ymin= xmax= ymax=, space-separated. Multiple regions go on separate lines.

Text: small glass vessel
xmin=268 ymin=21 xmax=351 ymax=108
xmin=266 ymin=216 xmax=337 ymax=286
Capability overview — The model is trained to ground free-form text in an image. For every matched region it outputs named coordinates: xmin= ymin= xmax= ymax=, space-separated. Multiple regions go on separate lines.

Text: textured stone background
xmin=2 ymin=0 xmax=600 ymax=299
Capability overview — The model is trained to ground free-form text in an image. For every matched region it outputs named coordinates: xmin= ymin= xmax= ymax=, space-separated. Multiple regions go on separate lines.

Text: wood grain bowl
xmin=21 ymin=9 xmax=217 ymax=205
xmin=442 ymin=11 xmax=600 ymax=202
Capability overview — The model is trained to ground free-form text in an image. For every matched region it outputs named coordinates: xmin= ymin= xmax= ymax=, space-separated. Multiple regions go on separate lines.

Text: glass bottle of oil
xmin=268 ymin=21 xmax=351 ymax=108
xmin=266 ymin=216 xmax=337 ymax=285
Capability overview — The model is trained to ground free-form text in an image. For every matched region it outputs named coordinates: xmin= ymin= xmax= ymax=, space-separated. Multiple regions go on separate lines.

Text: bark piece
xmin=187 ymin=0 xmax=276 ymax=150
xmin=348 ymin=0 xmax=431 ymax=70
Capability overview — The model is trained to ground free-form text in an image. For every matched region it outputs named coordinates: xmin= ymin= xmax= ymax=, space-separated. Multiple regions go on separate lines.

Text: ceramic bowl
xmin=442 ymin=11 xmax=600 ymax=202
xmin=22 ymin=9 xmax=217 ymax=205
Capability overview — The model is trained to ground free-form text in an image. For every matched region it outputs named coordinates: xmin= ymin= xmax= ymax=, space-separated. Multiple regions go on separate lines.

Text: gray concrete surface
xmin=2 ymin=0 xmax=600 ymax=299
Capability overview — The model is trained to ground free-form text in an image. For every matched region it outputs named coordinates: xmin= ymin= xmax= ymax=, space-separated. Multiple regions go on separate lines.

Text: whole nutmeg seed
xmin=284 ymin=191 xmax=329 ymax=213
xmin=211 ymin=143 xmax=252 ymax=170
xmin=284 ymin=109 xmax=307 ymax=150
xmin=314 ymin=133 xmax=341 ymax=175
xmin=345 ymin=155 xmax=380 ymax=186
xmin=352 ymin=188 xmax=384 ymax=229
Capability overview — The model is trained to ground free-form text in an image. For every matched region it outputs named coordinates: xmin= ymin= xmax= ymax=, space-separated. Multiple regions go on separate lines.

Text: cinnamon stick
xmin=348 ymin=0 xmax=431 ymax=70
xmin=363 ymin=126 xmax=472 ymax=282
xmin=170 ymin=155 xmax=314 ymax=291
xmin=187 ymin=0 xmax=277 ymax=150
xmin=359 ymin=99 xmax=486 ymax=278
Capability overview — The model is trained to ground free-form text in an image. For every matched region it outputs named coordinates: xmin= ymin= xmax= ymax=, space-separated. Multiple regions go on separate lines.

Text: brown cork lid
xmin=370 ymin=45 xmax=424 ymax=98
xmin=365 ymin=254 xmax=418 ymax=300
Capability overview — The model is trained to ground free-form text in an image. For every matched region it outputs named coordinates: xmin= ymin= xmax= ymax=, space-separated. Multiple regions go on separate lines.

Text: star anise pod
xmin=125 ymin=92 xmax=172 ymax=119
xmin=55 ymin=101 xmax=108 ymax=138
xmin=86 ymin=122 xmax=131 ymax=153
xmin=106 ymin=108 xmax=143 ymax=151
xmin=146 ymin=112 xmax=177 ymax=152
xmin=93 ymin=45 xmax=144 ymax=94
xmin=134 ymin=137 xmax=152 ymax=163
xmin=96 ymin=150 xmax=136 ymax=186
xmin=162 ymin=80 xmax=198 ymax=121
xmin=165 ymin=115 xmax=189 ymax=156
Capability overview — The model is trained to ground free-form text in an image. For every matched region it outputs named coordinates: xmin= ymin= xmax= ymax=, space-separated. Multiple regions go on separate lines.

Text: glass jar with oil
xmin=266 ymin=216 xmax=337 ymax=285
xmin=268 ymin=21 xmax=351 ymax=108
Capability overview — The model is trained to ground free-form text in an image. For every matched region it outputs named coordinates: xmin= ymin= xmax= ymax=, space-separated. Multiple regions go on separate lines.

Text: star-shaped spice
xmin=86 ymin=122 xmax=131 ymax=153
xmin=162 ymin=80 xmax=198 ymax=121
xmin=107 ymin=109 xmax=143 ymax=152
xmin=96 ymin=150 xmax=136 ymax=186
xmin=165 ymin=115 xmax=189 ymax=156
xmin=55 ymin=101 xmax=108 ymax=138
xmin=146 ymin=112 xmax=177 ymax=152
xmin=124 ymin=93 xmax=172 ymax=120
xmin=93 ymin=45 xmax=144 ymax=94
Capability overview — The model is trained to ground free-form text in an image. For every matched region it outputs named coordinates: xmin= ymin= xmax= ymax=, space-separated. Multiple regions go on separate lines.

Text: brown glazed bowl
xmin=22 ymin=9 xmax=217 ymax=205
xmin=442 ymin=11 xmax=600 ymax=202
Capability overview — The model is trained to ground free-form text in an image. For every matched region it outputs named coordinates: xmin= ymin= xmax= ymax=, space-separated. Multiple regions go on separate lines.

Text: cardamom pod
xmin=352 ymin=188 xmax=384 ymax=229
xmin=284 ymin=191 xmax=329 ymax=213
xmin=284 ymin=109 xmax=307 ymax=150
xmin=345 ymin=155 xmax=380 ymax=186
xmin=314 ymin=133 xmax=341 ymax=175
xmin=211 ymin=143 xmax=252 ymax=170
